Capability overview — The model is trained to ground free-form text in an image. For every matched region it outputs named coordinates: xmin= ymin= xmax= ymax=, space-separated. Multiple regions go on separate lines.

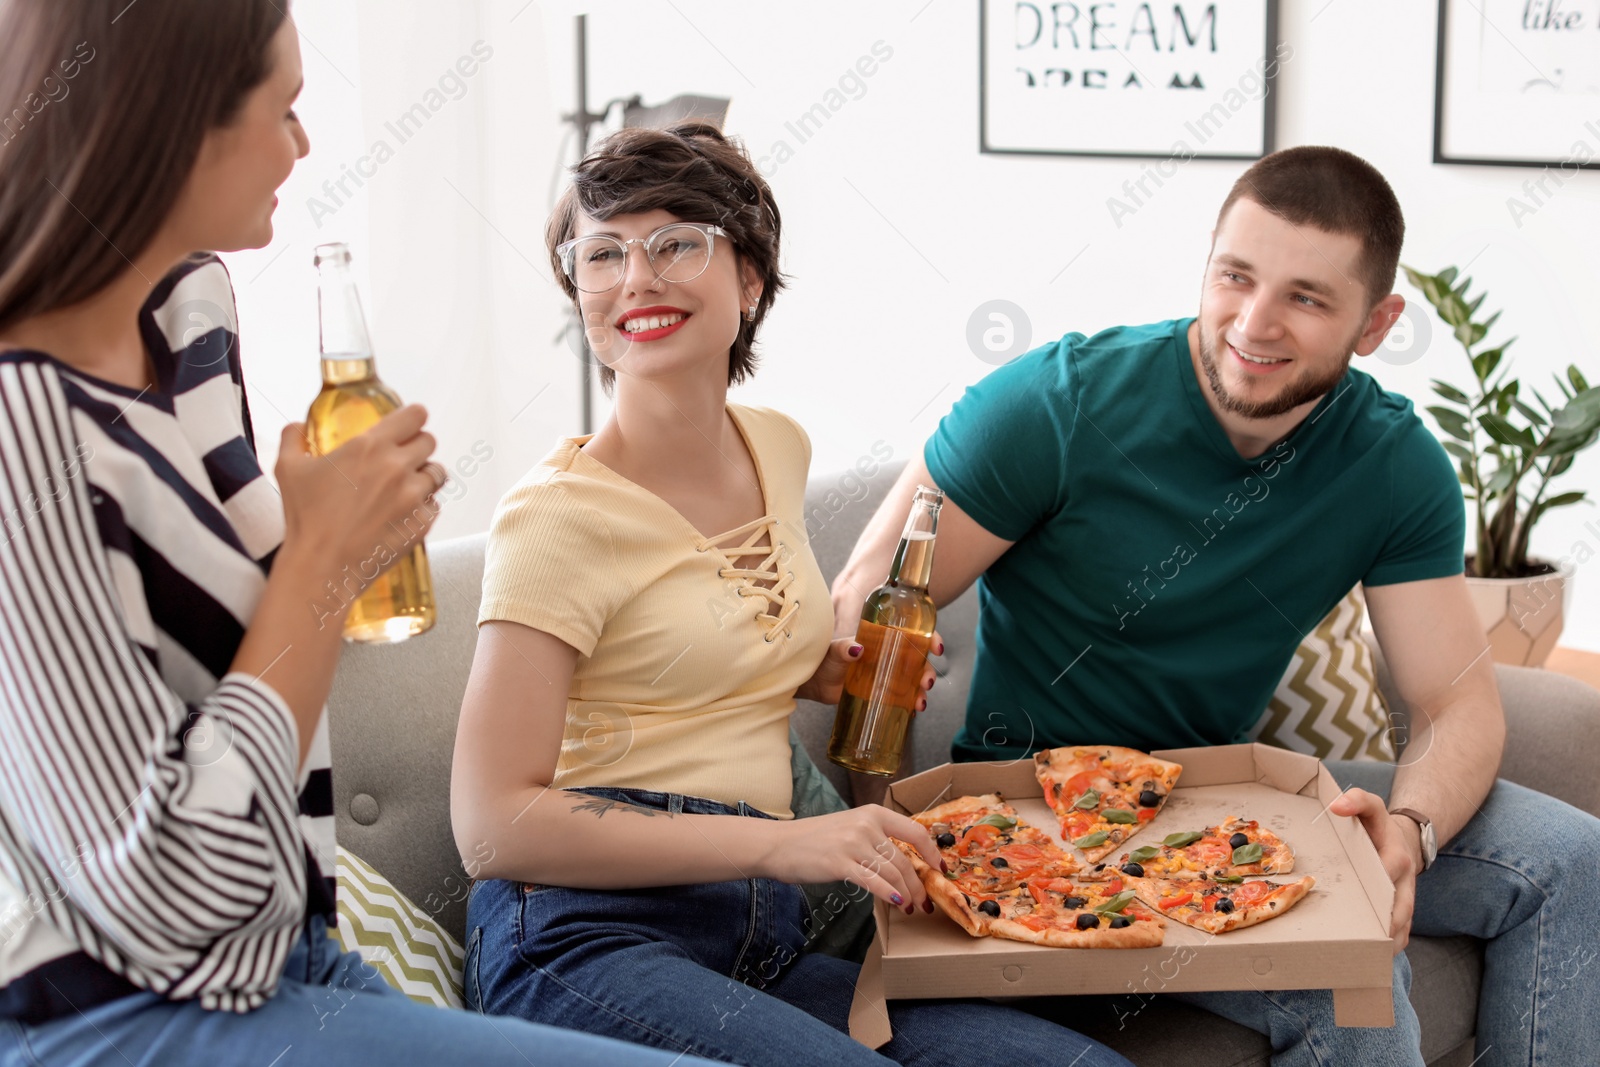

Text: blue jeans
xmin=1166 ymin=762 xmax=1600 ymax=1067
xmin=465 ymin=786 xmax=1135 ymax=1067
xmin=0 ymin=913 xmax=713 ymax=1067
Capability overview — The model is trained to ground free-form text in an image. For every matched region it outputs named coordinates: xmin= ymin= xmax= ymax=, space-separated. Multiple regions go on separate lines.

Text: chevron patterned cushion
xmin=333 ymin=846 xmax=465 ymax=1008
xmin=1248 ymin=587 xmax=1397 ymax=762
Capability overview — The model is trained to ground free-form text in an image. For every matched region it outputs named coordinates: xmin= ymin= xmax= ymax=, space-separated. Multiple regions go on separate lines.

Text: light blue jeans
xmin=1161 ymin=762 xmax=1600 ymax=1067
xmin=0 ymin=913 xmax=715 ymax=1067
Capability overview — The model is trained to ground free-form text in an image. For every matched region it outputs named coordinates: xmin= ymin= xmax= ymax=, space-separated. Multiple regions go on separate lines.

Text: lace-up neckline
xmin=570 ymin=406 xmax=802 ymax=644
xmin=699 ymin=516 xmax=799 ymax=643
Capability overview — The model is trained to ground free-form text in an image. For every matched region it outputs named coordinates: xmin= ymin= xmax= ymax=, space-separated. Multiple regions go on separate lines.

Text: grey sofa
xmin=327 ymin=461 xmax=1600 ymax=1067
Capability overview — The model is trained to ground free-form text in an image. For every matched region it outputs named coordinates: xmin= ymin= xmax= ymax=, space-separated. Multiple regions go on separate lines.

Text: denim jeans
xmin=0 ymin=913 xmax=713 ymax=1067
xmin=465 ymin=785 xmax=1135 ymax=1067
xmin=1166 ymin=761 xmax=1600 ymax=1067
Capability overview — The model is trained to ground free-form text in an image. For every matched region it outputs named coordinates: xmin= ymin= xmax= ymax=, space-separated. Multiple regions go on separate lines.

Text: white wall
xmin=227 ymin=0 xmax=1600 ymax=651
xmin=224 ymin=0 xmax=574 ymax=547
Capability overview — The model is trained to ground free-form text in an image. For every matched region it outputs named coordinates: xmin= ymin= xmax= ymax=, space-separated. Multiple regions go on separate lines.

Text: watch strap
xmin=1389 ymin=807 xmax=1436 ymax=870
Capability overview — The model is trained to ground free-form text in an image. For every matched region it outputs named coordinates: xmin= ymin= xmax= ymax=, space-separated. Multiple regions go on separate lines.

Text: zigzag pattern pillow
xmin=333 ymin=846 xmax=465 ymax=1007
xmin=1249 ymin=587 xmax=1397 ymax=762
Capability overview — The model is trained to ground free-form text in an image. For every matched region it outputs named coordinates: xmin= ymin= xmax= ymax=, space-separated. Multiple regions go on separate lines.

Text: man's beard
xmin=1197 ymin=326 xmax=1359 ymax=420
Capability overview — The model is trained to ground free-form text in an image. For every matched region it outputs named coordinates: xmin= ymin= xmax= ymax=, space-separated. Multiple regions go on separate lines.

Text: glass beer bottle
xmin=828 ymin=486 xmax=943 ymax=777
xmin=305 ymin=242 xmax=437 ymax=643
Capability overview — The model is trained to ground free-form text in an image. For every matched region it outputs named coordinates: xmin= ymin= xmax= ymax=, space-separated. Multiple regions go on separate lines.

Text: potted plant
xmin=1403 ymin=266 xmax=1600 ymax=666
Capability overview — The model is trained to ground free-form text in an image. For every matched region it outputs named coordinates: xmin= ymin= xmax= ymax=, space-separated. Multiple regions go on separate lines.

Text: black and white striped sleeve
xmin=0 ymin=360 xmax=306 ymax=1011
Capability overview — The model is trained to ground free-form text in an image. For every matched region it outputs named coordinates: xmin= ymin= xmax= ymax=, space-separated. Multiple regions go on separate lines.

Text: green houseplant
xmin=1403 ymin=265 xmax=1600 ymax=663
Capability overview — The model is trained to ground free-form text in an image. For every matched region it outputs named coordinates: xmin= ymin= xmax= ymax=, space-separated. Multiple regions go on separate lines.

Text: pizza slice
xmin=904 ymin=794 xmax=1080 ymax=897
xmin=1035 ymin=746 xmax=1183 ymax=863
xmin=1128 ymin=874 xmax=1316 ymax=934
xmin=898 ymin=846 xmax=1166 ymax=948
xmin=1100 ymin=815 xmax=1295 ymax=881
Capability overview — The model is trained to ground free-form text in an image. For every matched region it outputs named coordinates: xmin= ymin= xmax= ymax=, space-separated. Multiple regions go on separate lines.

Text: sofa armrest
xmin=1491 ymin=663 xmax=1600 ymax=819
xmin=1371 ymin=637 xmax=1600 ymax=818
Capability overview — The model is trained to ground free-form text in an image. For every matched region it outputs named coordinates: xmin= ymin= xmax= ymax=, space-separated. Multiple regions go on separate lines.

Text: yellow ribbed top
xmin=478 ymin=403 xmax=833 ymax=818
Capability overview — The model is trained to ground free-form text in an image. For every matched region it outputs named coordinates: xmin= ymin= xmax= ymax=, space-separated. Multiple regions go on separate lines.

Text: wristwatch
xmin=1389 ymin=807 xmax=1438 ymax=872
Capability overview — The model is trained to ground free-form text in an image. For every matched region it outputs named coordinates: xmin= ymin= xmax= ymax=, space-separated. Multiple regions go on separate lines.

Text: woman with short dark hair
xmin=451 ymin=122 xmax=1135 ymax=1067
xmin=0 ymin=3 xmax=715 ymax=1064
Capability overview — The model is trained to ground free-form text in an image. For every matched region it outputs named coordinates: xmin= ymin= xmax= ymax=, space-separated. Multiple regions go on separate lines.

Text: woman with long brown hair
xmin=0 ymin=3 xmax=713 ymax=1064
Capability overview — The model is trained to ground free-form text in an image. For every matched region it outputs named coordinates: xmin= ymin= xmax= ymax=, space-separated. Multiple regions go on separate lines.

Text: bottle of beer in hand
xmin=304 ymin=242 xmax=436 ymax=643
xmin=828 ymin=486 xmax=943 ymax=777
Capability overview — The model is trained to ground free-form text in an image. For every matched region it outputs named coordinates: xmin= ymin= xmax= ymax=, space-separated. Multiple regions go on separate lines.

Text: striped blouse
xmin=0 ymin=254 xmax=336 ymax=1018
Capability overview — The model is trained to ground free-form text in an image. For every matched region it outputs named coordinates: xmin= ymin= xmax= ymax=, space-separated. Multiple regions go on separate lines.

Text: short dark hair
xmin=0 ymin=0 xmax=287 ymax=332
xmin=1216 ymin=145 xmax=1404 ymax=306
xmin=546 ymin=122 xmax=784 ymax=397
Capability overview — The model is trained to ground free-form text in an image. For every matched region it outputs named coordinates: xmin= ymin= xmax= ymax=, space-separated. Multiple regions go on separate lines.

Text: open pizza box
xmin=848 ymin=743 xmax=1397 ymax=1048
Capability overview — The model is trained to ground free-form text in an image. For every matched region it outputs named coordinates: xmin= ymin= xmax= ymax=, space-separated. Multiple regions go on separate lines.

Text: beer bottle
xmin=828 ymin=486 xmax=942 ymax=777
xmin=305 ymin=242 xmax=437 ymax=643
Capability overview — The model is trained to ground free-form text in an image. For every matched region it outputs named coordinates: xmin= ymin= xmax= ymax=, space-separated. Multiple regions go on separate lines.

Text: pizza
xmin=1035 ymin=746 xmax=1183 ymax=863
xmin=903 ymin=794 xmax=1080 ymax=894
xmin=1127 ymin=874 xmax=1317 ymax=934
xmin=919 ymin=873 xmax=1168 ymax=948
xmin=1097 ymin=816 xmax=1295 ymax=881
xmin=894 ymin=795 xmax=1164 ymax=948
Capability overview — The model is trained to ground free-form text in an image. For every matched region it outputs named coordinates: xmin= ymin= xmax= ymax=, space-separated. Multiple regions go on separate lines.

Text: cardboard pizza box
xmin=848 ymin=744 xmax=1397 ymax=1048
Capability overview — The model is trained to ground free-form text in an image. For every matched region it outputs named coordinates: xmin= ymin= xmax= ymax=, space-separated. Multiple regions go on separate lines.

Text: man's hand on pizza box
xmin=795 ymin=631 xmax=945 ymax=712
xmin=1330 ymin=786 xmax=1425 ymax=954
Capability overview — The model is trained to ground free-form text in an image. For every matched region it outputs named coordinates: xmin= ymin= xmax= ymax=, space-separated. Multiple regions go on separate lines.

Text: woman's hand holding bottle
xmin=797 ymin=632 xmax=945 ymax=712
xmin=274 ymin=404 xmax=441 ymax=585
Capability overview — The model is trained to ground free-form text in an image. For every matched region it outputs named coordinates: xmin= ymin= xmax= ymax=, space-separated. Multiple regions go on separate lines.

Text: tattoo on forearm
xmin=570 ymin=798 xmax=673 ymax=820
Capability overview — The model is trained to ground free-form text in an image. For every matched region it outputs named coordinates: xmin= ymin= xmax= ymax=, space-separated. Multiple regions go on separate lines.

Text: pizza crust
xmin=909 ymin=793 xmax=1010 ymax=829
xmin=896 ymin=839 xmax=989 ymax=937
xmin=988 ymin=913 xmax=1165 ymax=948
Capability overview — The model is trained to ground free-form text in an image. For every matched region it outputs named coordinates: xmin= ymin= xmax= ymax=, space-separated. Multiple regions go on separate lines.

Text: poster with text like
xmin=980 ymin=1 xmax=1279 ymax=159
xmin=1436 ymin=0 xmax=1600 ymax=167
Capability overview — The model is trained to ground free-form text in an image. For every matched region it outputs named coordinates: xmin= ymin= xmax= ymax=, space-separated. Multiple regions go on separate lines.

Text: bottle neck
xmin=317 ymin=259 xmax=377 ymax=384
xmin=888 ymin=496 xmax=941 ymax=590
xmin=320 ymin=355 xmax=378 ymax=386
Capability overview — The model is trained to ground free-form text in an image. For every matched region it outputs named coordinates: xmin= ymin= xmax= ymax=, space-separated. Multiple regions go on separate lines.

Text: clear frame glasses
xmin=556 ymin=222 xmax=729 ymax=294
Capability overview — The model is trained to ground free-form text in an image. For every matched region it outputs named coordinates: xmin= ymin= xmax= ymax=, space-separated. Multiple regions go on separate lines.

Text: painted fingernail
xmin=890 ymin=892 xmax=903 ymax=906
xmin=849 ymin=644 xmax=863 ymax=657
xmin=923 ymin=899 xmax=934 ymax=914
xmin=925 ymin=677 xmax=934 ymax=689
xmin=904 ymin=904 xmax=915 ymax=916
xmin=940 ymin=859 xmax=949 ymax=873
xmin=936 ymin=641 xmax=945 ymax=655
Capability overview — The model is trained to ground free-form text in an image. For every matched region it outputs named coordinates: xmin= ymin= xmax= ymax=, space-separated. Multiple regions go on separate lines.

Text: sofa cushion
xmin=333 ymin=846 xmax=465 ymax=1008
xmin=1248 ymin=586 xmax=1397 ymax=762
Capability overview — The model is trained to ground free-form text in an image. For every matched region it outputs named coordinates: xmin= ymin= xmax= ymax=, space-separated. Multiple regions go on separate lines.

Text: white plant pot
xmin=1465 ymin=559 xmax=1576 ymax=667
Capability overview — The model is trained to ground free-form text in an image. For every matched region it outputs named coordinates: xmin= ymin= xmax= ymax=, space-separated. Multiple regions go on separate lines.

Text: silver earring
xmin=746 ymin=304 xmax=757 ymax=322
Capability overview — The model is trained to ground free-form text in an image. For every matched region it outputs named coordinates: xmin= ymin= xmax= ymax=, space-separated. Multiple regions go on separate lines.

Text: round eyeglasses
xmin=556 ymin=222 xmax=729 ymax=294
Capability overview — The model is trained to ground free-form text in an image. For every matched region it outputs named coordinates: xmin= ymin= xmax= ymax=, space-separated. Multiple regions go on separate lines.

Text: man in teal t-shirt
xmin=924 ymin=314 xmax=1463 ymax=759
xmin=835 ymin=146 xmax=1600 ymax=1066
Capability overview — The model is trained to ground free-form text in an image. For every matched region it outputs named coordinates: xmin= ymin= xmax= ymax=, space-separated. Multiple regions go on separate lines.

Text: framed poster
xmin=1434 ymin=0 xmax=1600 ymax=169
xmin=979 ymin=0 xmax=1282 ymax=160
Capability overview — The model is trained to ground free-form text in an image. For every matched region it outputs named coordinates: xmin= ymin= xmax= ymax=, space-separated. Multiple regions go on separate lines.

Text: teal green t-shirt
xmin=925 ymin=318 xmax=1465 ymax=760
